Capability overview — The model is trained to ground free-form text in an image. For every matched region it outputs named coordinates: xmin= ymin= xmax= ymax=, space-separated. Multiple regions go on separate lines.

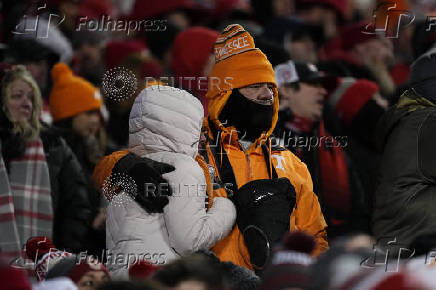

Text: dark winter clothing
xmin=409 ymin=47 xmax=436 ymax=102
xmin=111 ymin=152 xmax=174 ymax=214
xmin=196 ymin=250 xmax=261 ymax=290
xmin=373 ymin=89 xmax=436 ymax=246
xmin=39 ymin=126 xmax=94 ymax=253
xmin=322 ymin=77 xmax=387 ymax=222
xmin=274 ymin=113 xmax=370 ymax=238
xmin=232 ymin=177 xmax=296 ymax=268
xmin=263 ymin=16 xmax=324 ymax=48
xmin=273 ymin=61 xmax=371 ymax=237
xmin=52 ymin=126 xmax=106 ymax=257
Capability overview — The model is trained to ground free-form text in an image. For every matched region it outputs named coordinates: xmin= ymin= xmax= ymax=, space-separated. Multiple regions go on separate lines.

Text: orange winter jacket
xmin=200 ymin=90 xmax=328 ymax=270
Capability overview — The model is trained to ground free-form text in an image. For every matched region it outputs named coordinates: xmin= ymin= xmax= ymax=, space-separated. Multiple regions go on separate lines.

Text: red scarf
xmin=318 ymin=121 xmax=351 ymax=217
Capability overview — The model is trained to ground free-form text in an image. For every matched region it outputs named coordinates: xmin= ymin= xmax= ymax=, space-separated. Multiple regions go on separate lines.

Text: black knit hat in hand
xmin=112 ymin=153 xmax=175 ymax=213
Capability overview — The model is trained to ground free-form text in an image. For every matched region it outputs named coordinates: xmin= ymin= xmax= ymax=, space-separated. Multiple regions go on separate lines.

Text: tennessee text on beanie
xmin=207 ymin=24 xmax=276 ymax=100
xmin=206 ymin=24 xmax=279 ymax=139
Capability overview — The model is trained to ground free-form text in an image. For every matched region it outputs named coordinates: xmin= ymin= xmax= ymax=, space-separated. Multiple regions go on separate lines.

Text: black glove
xmin=112 ymin=153 xmax=175 ymax=213
xmin=233 ymin=177 xmax=297 ymax=269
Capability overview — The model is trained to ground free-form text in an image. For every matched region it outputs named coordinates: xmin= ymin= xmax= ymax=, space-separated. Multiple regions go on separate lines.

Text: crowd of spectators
xmin=1 ymin=0 xmax=436 ymax=289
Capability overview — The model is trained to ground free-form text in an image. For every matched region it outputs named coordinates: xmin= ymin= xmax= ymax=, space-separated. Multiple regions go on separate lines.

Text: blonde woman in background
xmin=0 ymin=65 xmax=94 ymax=263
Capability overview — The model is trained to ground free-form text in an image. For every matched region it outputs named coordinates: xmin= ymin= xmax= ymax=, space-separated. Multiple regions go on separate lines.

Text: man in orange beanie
xmin=49 ymin=62 xmax=106 ymax=257
xmin=201 ymin=24 xmax=328 ymax=271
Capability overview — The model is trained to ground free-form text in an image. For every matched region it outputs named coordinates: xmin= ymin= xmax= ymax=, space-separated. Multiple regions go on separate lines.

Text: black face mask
xmin=219 ymin=89 xmax=274 ymax=142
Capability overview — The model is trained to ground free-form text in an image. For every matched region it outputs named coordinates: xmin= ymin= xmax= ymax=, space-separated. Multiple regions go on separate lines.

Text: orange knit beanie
xmin=206 ymin=24 xmax=278 ymax=132
xmin=49 ymin=63 xmax=102 ymax=122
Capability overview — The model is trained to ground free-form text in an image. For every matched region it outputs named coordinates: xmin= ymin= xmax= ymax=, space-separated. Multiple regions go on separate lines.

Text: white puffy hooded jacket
xmin=106 ymin=85 xmax=236 ymax=278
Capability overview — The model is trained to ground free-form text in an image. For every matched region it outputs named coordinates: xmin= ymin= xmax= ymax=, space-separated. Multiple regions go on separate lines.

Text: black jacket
xmin=373 ymin=90 xmax=436 ymax=246
xmin=274 ymin=109 xmax=370 ymax=238
xmin=40 ymin=126 xmax=94 ymax=253
xmin=52 ymin=128 xmax=106 ymax=256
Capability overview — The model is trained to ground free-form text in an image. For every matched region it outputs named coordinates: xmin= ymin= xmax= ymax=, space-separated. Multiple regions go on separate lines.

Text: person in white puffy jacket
xmin=105 ymin=85 xmax=236 ymax=278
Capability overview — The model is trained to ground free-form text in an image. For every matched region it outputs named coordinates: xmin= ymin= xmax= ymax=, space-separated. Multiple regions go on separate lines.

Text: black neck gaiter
xmin=219 ymin=89 xmax=274 ymax=142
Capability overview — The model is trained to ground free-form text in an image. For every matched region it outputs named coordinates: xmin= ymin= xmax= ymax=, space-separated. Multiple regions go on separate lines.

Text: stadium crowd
xmin=1 ymin=0 xmax=436 ymax=289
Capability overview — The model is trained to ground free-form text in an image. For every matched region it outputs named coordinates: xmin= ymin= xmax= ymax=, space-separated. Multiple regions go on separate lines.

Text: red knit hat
xmin=260 ymin=231 xmax=315 ymax=290
xmin=172 ymin=27 xmax=219 ymax=78
xmin=328 ymin=78 xmax=380 ymax=126
xmin=25 ymin=236 xmax=56 ymax=262
xmin=25 ymin=236 xmax=72 ymax=281
xmin=69 ymin=258 xmax=110 ymax=283
xmin=172 ymin=27 xmax=219 ymax=114
xmin=49 ymin=63 xmax=102 ymax=122
xmin=105 ymin=40 xmax=147 ymax=70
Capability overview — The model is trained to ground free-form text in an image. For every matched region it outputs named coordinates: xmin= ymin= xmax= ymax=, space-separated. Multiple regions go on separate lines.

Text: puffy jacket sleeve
xmin=163 ymin=161 xmax=236 ymax=254
xmin=278 ymin=150 xmax=328 ymax=256
xmin=286 ymin=153 xmax=329 ymax=256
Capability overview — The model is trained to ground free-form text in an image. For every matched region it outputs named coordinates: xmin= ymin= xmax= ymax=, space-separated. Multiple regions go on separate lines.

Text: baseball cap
xmin=274 ymin=60 xmax=328 ymax=87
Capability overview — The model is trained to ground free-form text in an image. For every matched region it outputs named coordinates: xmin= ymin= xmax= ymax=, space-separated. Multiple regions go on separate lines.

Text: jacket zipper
xmin=239 ymin=141 xmax=254 ymax=182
